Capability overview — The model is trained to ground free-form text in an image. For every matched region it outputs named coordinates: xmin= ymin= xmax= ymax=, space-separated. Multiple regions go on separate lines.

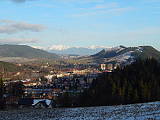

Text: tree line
xmin=0 ymin=79 xmax=24 ymax=109
xmin=78 ymin=58 xmax=160 ymax=106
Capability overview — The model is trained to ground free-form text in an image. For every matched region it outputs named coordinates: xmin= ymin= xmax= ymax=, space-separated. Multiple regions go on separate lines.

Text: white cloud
xmin=94 ymin=2 xmax=118 ymax=9
xmin=9 ymin=0 xmax=104 ymax=3
xmin=28 ymin=4 xmax=56 ymax=8
xmin=0 ymin=20 xmax=15 ymax=24
xmin=80 ymin=2 xmax=118 ymax=10
xmin=144 ymin=0 xmax=160 ymax=3
xmin=0 ymin=38 xmax=38 ymax=44
xmin=10 ymin=0 xmax=36 ymax=3
xmin=73 ymin=7 xmax=134 ymax=17
xmin=0 ymin=20 xmax=46 ymax=34
xmin=57 ymin=0 xmax=104 ymax=4
xmin=72 ymin=0 xmax=135 ymax=18
xmin=11 ymin=0 xmax=26 ymax=2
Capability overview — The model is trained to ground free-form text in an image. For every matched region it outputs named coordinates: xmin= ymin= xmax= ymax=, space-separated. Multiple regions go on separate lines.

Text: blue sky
xmin=0 ymin=0 xmax=160 ymax=50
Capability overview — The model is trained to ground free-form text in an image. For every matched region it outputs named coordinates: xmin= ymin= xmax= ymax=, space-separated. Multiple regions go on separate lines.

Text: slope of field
xmin=0 ymin=102 xmax=160 ymax=120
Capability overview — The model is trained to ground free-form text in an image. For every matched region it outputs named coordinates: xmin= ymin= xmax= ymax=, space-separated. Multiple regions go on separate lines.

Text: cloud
xmin=28 ymin=4 xmax=56 ymax=8
xmin=73 ymin=7 xmax=134 ymax=17
xmin=144 ymin=0 xmax=160 ymax=3
xmin=0 ymin=20 xmax=15 ymax=24
xmin=57 ymin=0 xmax=104 ymax=4
xmin=10 ymin=0 xmax=35 ymax=3
xmin=80 ymin=2 xmax=118 ymax=10
xmin=9 ymin=0 xmax=103 ymax=3
xmin=0 ymin=38 xmax=38 ymax=44
xmin=10 ymin=0 xmax=27 ymax=3
xmin=71 ymin=2 xmax=135 ymax=17
xmin=93 ymin=2 xmax=118 ymax=9
xmin=0 ymin=20 xmax=46 ymax=34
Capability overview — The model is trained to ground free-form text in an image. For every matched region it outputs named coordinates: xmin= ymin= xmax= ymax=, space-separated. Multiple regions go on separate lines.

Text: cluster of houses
xmin=23 ymin=73 xmax=97 ymax=99
xmin=2 ymin=62 xmax=119 ymax=109
xmin=100 ymin=63 xmax=120 ymax=72
xmin=3 ymin=71 xmax=98 ymax=109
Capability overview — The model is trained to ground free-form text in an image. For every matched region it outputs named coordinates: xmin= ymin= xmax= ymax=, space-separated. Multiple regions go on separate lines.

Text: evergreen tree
xmin=78 ymin=58 xmax=160 ymax=106
xmin=6 ymin=81 xmax=24 ymax=98
xmin=0 ymin=77 xmax=3 ymax=99
xmin=0 ymin=77 xmax=5 ymax=109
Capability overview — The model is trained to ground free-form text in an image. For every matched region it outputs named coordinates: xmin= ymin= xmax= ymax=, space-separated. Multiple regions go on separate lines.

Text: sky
xmin=0 ymin=0 xmax=160 ymax=50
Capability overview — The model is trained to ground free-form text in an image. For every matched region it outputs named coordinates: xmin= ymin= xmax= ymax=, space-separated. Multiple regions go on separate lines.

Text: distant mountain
xmin=0 ymin=44 xmax=59 ymax=59
xmin=49 ymin=47 xmax=106 ymax=56
xmin=84 ymin=46 xmax=160 ymax=64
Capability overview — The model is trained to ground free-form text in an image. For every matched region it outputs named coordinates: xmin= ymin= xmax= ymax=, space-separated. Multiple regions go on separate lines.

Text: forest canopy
xmin=78 ymin=58 xmax=160 ymax=106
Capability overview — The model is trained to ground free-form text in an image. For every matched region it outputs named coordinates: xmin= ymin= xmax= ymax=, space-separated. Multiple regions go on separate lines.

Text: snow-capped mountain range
xmin=32 ymin=45 xmax=160 ymax=65
xmin=48 ymin=45 xmax=108 ymax=56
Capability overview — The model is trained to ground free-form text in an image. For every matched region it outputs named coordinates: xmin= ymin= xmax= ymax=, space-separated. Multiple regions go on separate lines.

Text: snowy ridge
xmin=136 ymin=46 xmax=143 ymax=53
xmin=93 ymin=46 xmax=148 ymax=65
xmin=104 ymin=50 xmax=135 ymax=64
xmin=116 ymin=51 xmax=134 ymax=63
xmin=104 ymin=46 xmax=125 ymax=53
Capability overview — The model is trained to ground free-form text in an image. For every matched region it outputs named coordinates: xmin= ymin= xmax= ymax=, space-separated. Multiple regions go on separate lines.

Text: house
xmin=18 ymin=98 xmax=55 ymax=108
xmin=100 ymin=64 xmax=106 ymax=70
xmin=32 ymin=99 xmax=55 ymax=108
xmin=33 ymin=100 xmax=48 ymax=108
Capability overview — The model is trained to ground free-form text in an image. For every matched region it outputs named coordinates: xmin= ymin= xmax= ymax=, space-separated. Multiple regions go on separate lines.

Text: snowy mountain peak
xmin=104 ymin=45 xmax=126 ymax=53
xmin=89 ymin=46 xmax=160 ymax=65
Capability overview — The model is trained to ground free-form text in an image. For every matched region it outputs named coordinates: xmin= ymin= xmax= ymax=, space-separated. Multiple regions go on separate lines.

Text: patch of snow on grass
xmin=0 ymin=101 xmax=160 ymax=120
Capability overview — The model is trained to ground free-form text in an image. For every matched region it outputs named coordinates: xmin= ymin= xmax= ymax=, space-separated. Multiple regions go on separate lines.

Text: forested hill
xmin=0 ymin=44 xmax=59 ymax=59
xmin=85 ymin=46 xmax=160 ymax=65
xmin=134 ymin=46 xmax=160 ymax=60
xmin=79 ymin=58 xmax=160 ymax=106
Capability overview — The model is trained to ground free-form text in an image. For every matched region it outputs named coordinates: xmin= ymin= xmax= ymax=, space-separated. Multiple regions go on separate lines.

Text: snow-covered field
xmin=0 ymin=102 xmax=160 ymax=120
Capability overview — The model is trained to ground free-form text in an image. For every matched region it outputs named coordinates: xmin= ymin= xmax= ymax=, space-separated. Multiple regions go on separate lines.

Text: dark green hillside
xmin=0 ymin=45 xmax=59 ymax=59
xmin=86 ymin=46 xmax=160 ymax=64
xmin=0 ymin=61 xmax=20 ymax=72
xmin=134 ymin=46 xmax=160 ymax=60
xmin=91 ymin=46 xmax=128 ymax=59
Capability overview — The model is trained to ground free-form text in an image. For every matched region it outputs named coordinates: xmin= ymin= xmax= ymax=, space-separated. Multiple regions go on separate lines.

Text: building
xmin=100 ymin=64 xmax=106 ymax=70
xmin=107 ymin=64 xmax=113 ymax=71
